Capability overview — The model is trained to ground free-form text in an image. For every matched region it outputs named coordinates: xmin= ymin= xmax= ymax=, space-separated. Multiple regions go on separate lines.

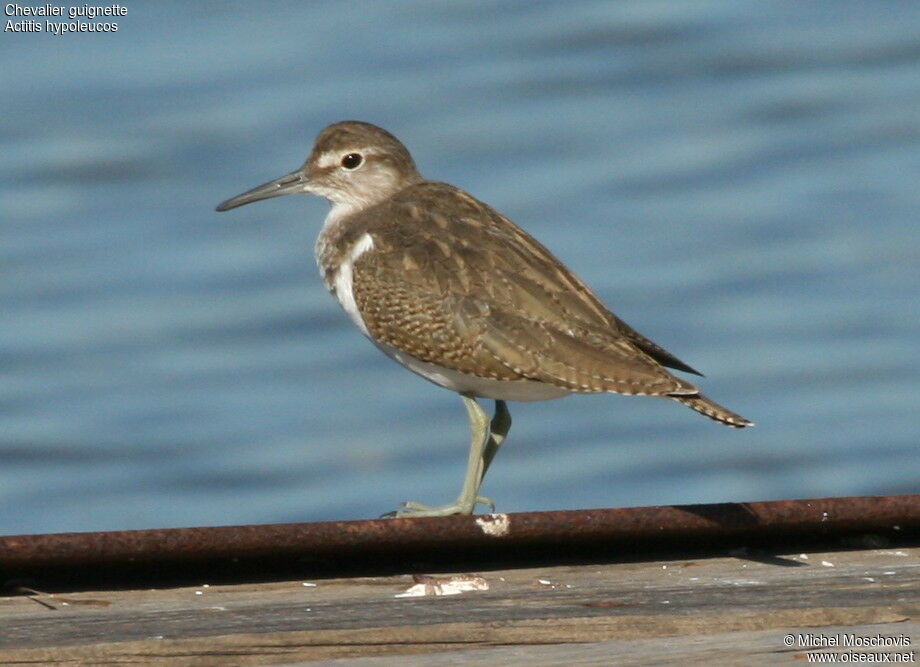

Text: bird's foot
xmin=382 ymin=495 xmax=495 ymax=518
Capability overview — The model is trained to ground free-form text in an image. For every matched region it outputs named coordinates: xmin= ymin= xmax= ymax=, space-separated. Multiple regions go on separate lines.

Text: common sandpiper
xmin=216 ymin=121 xmax=753 ymax=518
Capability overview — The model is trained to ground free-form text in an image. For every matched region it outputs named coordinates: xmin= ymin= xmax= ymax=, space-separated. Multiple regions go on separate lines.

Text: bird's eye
xmin=341 ymin=153 xmax=363 ymax=170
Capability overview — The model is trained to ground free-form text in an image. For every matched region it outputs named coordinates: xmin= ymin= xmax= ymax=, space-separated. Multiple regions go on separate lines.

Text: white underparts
xmin=332 ymin=232 xmax=375 ymax=337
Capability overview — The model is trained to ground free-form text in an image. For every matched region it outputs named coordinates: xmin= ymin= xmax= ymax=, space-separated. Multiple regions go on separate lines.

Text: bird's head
xmin=216 ymin=121 xmax=422 ymax=214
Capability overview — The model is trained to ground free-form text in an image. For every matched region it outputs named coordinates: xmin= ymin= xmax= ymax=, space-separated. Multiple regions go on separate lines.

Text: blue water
xmin=1 ymin=1 xmax=917 ymax=534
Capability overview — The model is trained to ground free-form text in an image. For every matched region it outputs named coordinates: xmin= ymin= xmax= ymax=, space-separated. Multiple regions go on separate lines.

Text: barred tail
xmin=672 ymin=392 xmax=754 ymax=428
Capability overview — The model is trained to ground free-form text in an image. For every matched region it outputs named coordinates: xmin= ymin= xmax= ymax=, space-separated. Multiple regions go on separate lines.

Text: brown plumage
xmin=315 ymin=162 xmax=750 ymax=427
xmin=217 ymin=121 xmax=752 ymax=517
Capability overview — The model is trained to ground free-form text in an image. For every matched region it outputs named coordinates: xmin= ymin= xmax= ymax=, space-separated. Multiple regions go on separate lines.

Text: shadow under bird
xmin=216 ymin=121 xmax=753 ymax=517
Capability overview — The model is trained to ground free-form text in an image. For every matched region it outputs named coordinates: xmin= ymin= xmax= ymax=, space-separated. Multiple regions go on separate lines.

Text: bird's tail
xmin=671 ymin=393 xmax=754 ymax=428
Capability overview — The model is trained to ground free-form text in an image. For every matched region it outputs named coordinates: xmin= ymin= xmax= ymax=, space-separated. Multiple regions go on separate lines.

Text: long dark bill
xmin=215 ymin=169 xmax=307 ymax=212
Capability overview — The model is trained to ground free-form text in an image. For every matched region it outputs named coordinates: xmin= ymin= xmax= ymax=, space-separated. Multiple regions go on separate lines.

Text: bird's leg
xmin=480 ymin=400 xmax=511 ymax=484
xmin=386 ymin=395 xmax=496 ymax=518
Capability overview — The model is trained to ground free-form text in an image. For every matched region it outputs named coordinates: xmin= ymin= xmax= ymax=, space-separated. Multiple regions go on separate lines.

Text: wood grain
xmin=1 ymin=547 xmax=916 ymax=664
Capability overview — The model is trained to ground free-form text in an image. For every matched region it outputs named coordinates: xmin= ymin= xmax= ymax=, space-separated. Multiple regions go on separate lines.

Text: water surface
xmin=1 ymin=1 xmax=917 ymax=533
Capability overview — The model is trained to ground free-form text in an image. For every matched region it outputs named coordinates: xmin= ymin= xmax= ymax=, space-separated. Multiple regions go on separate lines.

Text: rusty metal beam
xmin=1 ymin=495 xmax=917 ymax=589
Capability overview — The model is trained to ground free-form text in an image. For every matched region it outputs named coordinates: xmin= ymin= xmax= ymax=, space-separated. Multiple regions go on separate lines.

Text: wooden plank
xmin=306 ymin=621 xmax=920 ymax=666
xmin=1 ymin=547 xmax=917 ymax=664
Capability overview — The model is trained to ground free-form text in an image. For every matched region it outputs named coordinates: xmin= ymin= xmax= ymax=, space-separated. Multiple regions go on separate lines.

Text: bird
xmin=216 ymin=120 xmax=753 ymax=518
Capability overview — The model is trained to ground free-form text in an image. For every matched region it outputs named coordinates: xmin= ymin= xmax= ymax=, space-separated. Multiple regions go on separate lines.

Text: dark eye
xmin=341 ymin=153 xmax=363 ymax=170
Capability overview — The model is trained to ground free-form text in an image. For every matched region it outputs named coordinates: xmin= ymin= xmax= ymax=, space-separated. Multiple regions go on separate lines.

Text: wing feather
xmin=346 ymin=182 xmax=699 ymax=395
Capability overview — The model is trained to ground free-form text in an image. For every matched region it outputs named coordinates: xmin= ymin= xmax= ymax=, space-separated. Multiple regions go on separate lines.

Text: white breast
xmin=330 ymin=232 xmax=375 ymax=337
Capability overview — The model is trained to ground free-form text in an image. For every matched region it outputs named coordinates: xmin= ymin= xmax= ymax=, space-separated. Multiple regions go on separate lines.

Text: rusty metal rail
xmin=2 ymin=495 xmax=917 ymax=589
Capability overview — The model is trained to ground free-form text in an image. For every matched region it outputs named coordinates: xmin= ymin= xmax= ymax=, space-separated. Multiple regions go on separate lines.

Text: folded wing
xmin=350 ymin=183 xmax=700 ymax=397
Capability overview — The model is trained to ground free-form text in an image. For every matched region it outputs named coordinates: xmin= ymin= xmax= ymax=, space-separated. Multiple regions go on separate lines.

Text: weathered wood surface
xmin=312 ymin=621 xmax=920 ymax=666
xmin=1 ymin=547 xmax=917 ymax=665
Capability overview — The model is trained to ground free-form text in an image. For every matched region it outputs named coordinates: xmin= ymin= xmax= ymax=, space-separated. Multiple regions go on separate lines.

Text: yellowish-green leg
xmin=480 ymin=399 xmax=511 ymax=483
xmin=387 ymin=397 xmax=512 ymax=518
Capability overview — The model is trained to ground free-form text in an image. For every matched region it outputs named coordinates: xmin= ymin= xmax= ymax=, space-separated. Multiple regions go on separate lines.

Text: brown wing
xmin=349 ymin=182 xmax=698 ymax=396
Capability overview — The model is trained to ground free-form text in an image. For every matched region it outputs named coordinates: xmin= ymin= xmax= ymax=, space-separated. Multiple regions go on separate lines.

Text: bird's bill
xmin=215 ymin=169 xmax=309 ymax=212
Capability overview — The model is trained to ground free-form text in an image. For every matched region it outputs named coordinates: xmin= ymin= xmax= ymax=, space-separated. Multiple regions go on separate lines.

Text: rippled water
xmin=1 ymin=1 xmax=918 ymax=534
